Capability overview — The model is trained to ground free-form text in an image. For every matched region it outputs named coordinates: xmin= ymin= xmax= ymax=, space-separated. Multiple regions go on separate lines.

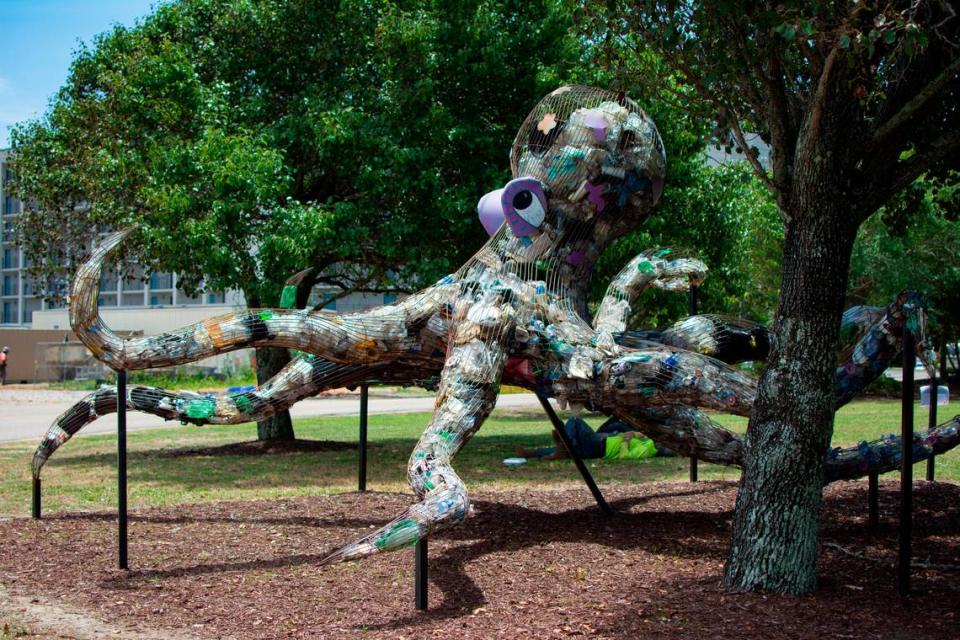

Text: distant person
xmin=0 ymin=346 xmax=8 ymax=385
xmin=515 ymin=415 xmax=675 ymax=461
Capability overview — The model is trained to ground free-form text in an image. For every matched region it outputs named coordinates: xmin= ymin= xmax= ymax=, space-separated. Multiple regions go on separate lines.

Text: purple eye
xmin=501 ymin=178 xmax=547 ymax=238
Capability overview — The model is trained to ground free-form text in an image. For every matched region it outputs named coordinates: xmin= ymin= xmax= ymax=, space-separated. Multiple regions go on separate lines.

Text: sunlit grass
xmin=0 ymin=399 xmax=956 ymax=516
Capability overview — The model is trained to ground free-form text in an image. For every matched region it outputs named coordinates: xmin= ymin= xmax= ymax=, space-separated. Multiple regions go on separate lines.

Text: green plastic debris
xmin=258 ymin=310 xmax=274 ymax=321
xmin=185 ymin=398 xmax=216 ymax=419
xmin=233 ymin=395 xmax=253 ymax=414
xmin=279 ymin=284 xmax=297 ymax=309
xmin=373 ymin=518 xmax=421 ymax=550
xmin=637 ymin=261 xmax=656 ymax=274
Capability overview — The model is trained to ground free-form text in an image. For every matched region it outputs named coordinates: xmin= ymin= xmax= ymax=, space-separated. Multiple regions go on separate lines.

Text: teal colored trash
xmin=920 ymin=385 xmax=949 ymax=407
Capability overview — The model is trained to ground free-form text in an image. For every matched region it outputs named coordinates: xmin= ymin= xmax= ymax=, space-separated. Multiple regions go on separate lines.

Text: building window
xmin=149 ymin=272 xmax=173 ymax=289
xmin=177 ymin=288 xmax=201 ymax=305
xmin=2 ymin=248 xmax=17 ymax=270
xmin=21 ymin=298 xmax=41 ymax=324
xmin=3 ymin=196 xmax=21 ymax=215
xmin=2 ymin=301 xmax=16 ymax=324
xmin=149 ymin=292 xmax=172 ymax=306
xmin=2 ymin=275 xmax=17 ymax=296
xmin=121 ymin=292 xmax=145 ymax=306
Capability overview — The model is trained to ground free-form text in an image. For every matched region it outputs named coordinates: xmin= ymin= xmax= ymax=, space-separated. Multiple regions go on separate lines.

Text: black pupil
xmin=513 ymin=190 xmax=533 ymax=210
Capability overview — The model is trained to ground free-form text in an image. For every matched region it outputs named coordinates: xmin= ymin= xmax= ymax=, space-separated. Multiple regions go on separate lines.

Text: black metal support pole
xmin=415 ymin=538 xmax=428 ymax=610
xmin=926 ymin=371 xmax=937 ymax=482
xmin=868 ymin=472 xmax=879 ymax=530
xmin=688 ymin=285 xmax=699 ymax=483
xmin=358 ymin=384 xmax=368 ymax=492
xmin=31 ymin=478 xmax=41 ymax=520
xmin=535 ymin=392 xmax=613 ymax=515
xmin=898 ymin=328 xmax=914 ymax=596
xmin=117 ymin=369 xmax=128 ymax=571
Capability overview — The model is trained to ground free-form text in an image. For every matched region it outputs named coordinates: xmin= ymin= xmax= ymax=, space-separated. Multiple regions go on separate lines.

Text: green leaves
xmin=12 ymin=0 xmax=576 ymax=306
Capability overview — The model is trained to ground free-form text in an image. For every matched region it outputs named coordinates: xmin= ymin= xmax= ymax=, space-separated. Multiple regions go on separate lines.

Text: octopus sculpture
xmin=33 ymin=86 xmax=960 ymax=565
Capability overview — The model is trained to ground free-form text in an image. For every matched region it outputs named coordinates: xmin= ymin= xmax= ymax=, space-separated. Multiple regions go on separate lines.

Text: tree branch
xmin=808 ymin=43 xmax=840 ymax=145
xmin=727 ymin=115 xmax=779 ymax=199
xmin=859 ymin=127 xmax=960 ymax=217
xmin=760 ymin=41 xmax=797 ymax=198
xmin=873 ymin=55 xmax=960 ymax=144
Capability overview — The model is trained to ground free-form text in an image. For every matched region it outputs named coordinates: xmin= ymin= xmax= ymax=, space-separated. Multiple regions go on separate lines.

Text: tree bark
xmin=254 ymin=345 xmax=295 ymax=441
xmin=723 ymin=139 xmax=858 ymax=593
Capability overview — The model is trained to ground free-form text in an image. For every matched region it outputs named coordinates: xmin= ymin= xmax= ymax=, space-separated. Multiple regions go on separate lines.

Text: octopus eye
xmin=512 ymin=189 xmax=545 ymax=228
xmin=502 ymin=177 xmax=548 ymax=237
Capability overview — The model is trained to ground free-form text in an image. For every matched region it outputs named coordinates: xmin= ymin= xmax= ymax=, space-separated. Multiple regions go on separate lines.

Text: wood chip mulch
xmin=1 ymin=480 xmax=958 ymax=639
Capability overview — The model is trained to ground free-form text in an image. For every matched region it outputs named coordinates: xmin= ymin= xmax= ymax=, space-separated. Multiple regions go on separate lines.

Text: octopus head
xmin=478 ymin=86 xmax=666 ymax=263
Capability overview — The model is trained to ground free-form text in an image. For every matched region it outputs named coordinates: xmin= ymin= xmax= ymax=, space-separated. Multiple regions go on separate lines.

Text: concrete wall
xmin=32 ymin=305 xmax=240 ymax=333
xmin=2 ymin=305 xmax=254 ymax=382
xmin=0 ymin=328 xmax=77 ymax=383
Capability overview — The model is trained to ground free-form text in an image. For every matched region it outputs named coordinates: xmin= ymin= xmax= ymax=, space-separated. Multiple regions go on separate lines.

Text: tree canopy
xmin=11 ymin=0 xmax=578 ymax=306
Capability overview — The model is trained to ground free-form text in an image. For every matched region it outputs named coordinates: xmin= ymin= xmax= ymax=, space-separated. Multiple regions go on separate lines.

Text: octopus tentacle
xmin=594 ymin=347 xmax=756 ymax=417
xmin=70 ymin=230 xmax=453 ymax=370
xmin=30 ymin=356 xmax=382 ymax=479
xmin=321 ymin=290 xmax=515 ymax=565
xmin=593 ymin=247 xmax=706 ymax=337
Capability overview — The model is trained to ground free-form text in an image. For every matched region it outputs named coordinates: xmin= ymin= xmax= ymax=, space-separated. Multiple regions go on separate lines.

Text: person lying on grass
xmin=516 ymin=416 xmax=677 ymax=461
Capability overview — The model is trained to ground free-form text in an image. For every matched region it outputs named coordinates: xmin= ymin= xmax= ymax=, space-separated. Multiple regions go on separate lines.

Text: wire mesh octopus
xmin=32 ymin=86 xmax=960 ymax=565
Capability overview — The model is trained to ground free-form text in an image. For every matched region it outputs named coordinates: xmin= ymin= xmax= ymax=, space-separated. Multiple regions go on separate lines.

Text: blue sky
xmin=0 ymin=0 xmax=159 ymax=148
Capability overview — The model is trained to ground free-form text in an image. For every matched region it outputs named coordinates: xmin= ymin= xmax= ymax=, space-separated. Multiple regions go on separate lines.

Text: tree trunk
xmin=723 ymin=179 xmax=858 ymax=594
xmin=255 ymin=345 xmax=295 ymax=440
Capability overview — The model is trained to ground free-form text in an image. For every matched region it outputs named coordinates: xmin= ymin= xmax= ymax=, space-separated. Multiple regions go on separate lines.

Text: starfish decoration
xmin=584 ymin=181 xmax=606 ymax=213
xmin=537 ymin=113 xmax=558 ymax=134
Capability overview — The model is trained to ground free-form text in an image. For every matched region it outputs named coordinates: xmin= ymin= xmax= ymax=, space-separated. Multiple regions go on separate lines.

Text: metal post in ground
xmin=359 ymin=384 xmax=368 ymax=492
xmin=415 ymin=538 xmax=428 ymax=610
xmin=535 ymin=391 xmax=613 ymax=515
xmin=898 ymin=328 xmax=914 ymax=596
xmin=926 ymin=370 xmax=937 ymax=482
xmin=117 ymin=369 xmax=128 ymax=571
xmin=688 ymin=285 xmax=699 ymax=483
xmin=31 ymin=478 xmax=41 ymax=519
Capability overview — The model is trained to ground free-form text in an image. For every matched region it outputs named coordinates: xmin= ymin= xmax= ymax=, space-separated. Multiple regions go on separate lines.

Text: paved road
xmin=0 ymin=388 xmax=542 ymax=444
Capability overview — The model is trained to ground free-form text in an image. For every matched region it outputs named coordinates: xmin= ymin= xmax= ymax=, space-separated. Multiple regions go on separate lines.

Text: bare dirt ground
xmin=1 ymin=480 xmax=958 ymax=639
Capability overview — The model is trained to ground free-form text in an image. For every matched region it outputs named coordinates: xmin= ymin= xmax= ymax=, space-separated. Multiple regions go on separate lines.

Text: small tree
xmin=587 ymin=0 xmax=960 ymax=593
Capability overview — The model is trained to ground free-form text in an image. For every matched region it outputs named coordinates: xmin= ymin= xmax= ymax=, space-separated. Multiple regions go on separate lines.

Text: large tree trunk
xmin=254 ymin=346 xmax=295 ymax=441
xmin=246 ymin=288 xmax=296 ymax=442
xmin=723 ymin=144 xmax=858 ymax=593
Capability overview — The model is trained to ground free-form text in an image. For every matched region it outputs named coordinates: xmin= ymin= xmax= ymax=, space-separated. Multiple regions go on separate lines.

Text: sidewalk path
xmin=0 ymin=387 xmax=541 ymax=444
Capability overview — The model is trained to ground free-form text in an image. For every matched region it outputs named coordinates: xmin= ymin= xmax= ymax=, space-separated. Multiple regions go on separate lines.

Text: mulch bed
xmin=1 ymin=480 xmax=959 ymax=639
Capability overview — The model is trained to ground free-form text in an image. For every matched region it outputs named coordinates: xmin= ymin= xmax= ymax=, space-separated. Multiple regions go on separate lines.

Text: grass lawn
xmin=0 ymin=399 xmax=956 ymax=516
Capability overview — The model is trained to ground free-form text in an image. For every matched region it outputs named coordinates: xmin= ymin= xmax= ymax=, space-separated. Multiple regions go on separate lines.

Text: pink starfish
xmin=537 ymin=113 xmax=558 ymax=134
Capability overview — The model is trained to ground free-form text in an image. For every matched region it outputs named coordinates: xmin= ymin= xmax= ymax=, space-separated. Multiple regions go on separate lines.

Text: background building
xmin=1 ymin=149 xmax=394 ymax=382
